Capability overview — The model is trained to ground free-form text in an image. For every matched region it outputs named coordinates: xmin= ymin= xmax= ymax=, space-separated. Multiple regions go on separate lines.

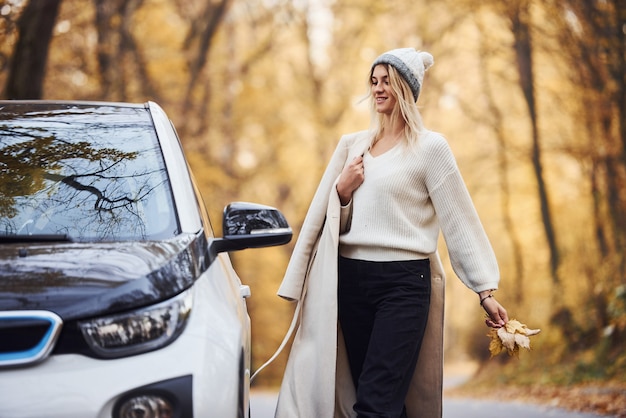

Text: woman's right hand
xmin=336 ymin=155 xmax=365 ymax=205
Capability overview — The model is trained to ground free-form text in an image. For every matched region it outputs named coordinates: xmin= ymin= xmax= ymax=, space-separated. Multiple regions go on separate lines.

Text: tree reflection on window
xmin=0 ymin=105 xmax=179 ymax=241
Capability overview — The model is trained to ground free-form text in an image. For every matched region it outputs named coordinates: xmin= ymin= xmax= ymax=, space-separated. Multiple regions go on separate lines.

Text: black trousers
xmin=338 ymin=256 xmax=431 ymax=418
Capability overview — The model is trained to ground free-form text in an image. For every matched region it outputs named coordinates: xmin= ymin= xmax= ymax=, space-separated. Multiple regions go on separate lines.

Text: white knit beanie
xmin=371 ymin=48 xmax=434 ymax=101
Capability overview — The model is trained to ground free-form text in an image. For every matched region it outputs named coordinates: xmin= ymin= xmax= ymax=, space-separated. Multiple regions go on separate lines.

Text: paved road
xmin=444 ymin=398 xmax=609 ymax=418
xmin=250 ymin=390 xmax=611 ymax=418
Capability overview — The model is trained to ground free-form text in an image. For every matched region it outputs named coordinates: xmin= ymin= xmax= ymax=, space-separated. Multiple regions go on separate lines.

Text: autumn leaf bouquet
xmin=488 ymin=319 xmax=541 ymax=357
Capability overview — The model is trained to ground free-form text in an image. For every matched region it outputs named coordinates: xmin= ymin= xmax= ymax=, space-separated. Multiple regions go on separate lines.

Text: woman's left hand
xmin=479 ymin=292 xmax=509 ymax=328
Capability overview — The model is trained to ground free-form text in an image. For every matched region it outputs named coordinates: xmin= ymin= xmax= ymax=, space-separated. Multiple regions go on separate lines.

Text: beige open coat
xmin=275 ymin=130 xmax=446 ymax=418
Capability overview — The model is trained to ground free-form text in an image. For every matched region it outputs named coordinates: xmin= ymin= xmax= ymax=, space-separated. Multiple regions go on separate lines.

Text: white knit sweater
xmin=338 ymin=130 xmax=499 ymax=293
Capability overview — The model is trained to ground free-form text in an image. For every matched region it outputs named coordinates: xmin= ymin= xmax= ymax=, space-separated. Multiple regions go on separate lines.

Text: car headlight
xmin=78 ymin=288 xmax=193 ymax=358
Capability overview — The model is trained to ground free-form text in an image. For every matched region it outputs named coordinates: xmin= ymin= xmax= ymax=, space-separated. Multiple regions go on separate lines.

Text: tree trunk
xmin=476 ymin=20 xmax=526 ymax=304
xmin=4 ymin=0 xmax=62 ymax=99
xmin=508 ymin=0 xmax=561 ymax=290
xmin=182 ymin=0 xmax=231 ymax=116
xmin=94 ymin=0 xmax=156 ymax=102
xmin=612 ymin=0 xmax=626 ymax=279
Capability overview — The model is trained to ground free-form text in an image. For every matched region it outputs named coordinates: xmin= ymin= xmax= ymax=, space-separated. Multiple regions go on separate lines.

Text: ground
xmin=444 ymin=362 xmax=626 ymax=418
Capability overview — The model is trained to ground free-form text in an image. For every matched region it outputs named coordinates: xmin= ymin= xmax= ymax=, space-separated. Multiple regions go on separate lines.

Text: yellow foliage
xmin=488 ymin=319 xmax=541 ymax=357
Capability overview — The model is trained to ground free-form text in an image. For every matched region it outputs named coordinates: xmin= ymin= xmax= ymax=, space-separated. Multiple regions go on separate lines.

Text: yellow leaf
xmin=504 ymin=319 xmax=525 ymax=334
xmin=488 ymin=328 xmax=505 ymax=357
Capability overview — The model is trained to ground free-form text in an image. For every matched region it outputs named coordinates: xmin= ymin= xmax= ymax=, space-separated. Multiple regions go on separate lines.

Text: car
xmin=0 ymin=100 xmax=292 ymax=418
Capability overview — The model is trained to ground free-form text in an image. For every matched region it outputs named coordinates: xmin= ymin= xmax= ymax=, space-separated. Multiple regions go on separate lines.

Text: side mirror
xmin=209 ymin=202 xmax=292 ymax=256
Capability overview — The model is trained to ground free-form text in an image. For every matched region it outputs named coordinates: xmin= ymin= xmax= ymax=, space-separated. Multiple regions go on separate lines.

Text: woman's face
xmin=371 ymin=64 xmax=397 ymax=115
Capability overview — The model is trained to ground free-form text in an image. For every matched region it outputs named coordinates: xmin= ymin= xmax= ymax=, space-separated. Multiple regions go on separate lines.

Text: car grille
xmin=0 ymin=311 xmax=63 ymax=368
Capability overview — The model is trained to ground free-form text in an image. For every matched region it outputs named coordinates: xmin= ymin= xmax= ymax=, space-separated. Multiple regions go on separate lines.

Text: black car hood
xmin=0 ymin=233 xmax=206 ymax=321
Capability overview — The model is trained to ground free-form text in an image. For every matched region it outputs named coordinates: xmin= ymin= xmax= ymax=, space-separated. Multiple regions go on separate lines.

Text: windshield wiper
xmin=0 ymin=234 xmax=73 ymax=243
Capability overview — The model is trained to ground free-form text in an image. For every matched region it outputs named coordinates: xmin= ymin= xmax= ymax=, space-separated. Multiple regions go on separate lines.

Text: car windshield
xmin=0 ymin=103 xmax=179 ymax=242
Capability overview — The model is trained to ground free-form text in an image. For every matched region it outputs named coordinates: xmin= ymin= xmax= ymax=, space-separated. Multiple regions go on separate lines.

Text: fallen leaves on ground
xmin=446 ymin=383 xmax=626 ymax=417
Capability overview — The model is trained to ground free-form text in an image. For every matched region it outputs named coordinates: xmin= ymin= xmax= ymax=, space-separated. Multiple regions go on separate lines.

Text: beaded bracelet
xmin=479 ymin=293 xmax=493 ymax=307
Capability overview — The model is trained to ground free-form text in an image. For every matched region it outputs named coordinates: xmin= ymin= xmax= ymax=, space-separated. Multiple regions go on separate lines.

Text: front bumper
xmin=0 ymin=271 xmax=247 ymax=418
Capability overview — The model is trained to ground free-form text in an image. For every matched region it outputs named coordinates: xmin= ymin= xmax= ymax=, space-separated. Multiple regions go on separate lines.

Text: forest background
xmin=1 ymin=0 xmax=625 ymax=403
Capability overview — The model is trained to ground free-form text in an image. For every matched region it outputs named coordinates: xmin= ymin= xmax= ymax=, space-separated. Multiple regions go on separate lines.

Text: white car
xmin=0 ymin=100 xmax=292 ymax=418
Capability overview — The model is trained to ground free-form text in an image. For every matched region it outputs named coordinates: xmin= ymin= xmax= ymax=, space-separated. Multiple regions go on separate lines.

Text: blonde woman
xmin=275 ymin=48 xmax=508 ymax=418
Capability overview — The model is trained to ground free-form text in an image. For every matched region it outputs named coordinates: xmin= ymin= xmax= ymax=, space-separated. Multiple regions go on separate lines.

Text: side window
xmin=167 ymin=119 xmax=214 ymax=238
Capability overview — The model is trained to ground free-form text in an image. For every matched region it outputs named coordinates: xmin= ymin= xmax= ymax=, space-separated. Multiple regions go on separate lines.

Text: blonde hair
xmin=366 ymin=64 xmax=425 ymax=149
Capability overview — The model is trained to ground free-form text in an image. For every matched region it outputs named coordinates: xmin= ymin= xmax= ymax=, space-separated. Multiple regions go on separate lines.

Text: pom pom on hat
xmin=371 ymin=48 xmax=434 ymax=101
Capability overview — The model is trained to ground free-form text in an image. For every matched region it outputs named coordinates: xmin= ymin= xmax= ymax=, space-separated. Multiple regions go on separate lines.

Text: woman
xmin=274 ymin=48 xmax=508 ymax=418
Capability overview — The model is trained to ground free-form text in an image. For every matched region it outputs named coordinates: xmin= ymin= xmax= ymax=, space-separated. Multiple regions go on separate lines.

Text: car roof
xmin=0 ymin=100 xmax=147 ymax=108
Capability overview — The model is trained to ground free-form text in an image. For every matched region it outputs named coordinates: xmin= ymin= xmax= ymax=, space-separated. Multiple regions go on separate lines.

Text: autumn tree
xmin=1 ymin=0 xmax=625 ymax=385
xmin=546 ymin=0 xmax=626 ymax=349
xmin=94 ymin=0 xmax=160 ymax=101
xmin=505 ymin=0 xmax=561 ymax=293
xmin=3 ymin=0 xmax=62 ymax=99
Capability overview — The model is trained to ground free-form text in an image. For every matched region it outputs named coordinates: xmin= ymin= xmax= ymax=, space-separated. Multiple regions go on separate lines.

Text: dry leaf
xmin=514 ymin=333 xmax=531 ymax=350
xmin=488 ymin=318 xmax=541 ymax=357
xmin=497 ymin=326 xmax=516 ymax=350
xmin=487 ymin=329 xmax=505 ymax=356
